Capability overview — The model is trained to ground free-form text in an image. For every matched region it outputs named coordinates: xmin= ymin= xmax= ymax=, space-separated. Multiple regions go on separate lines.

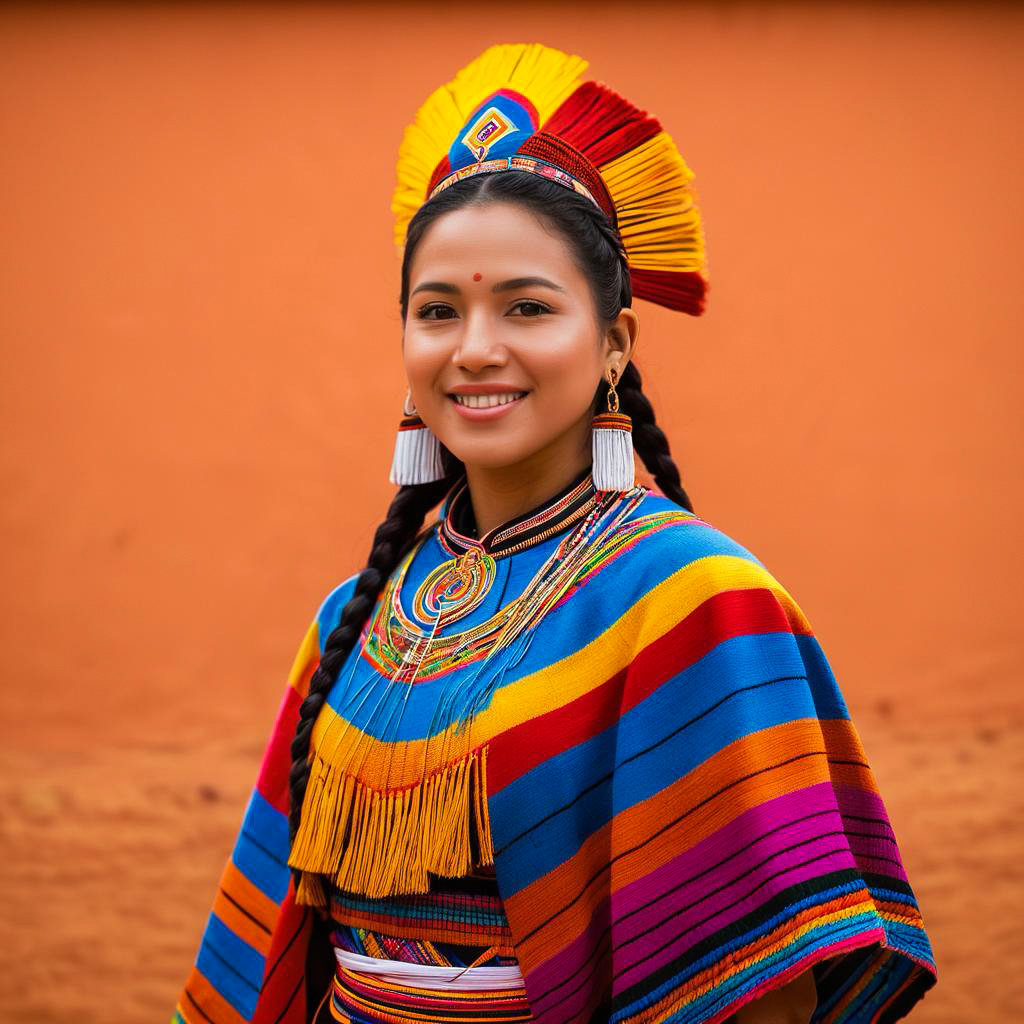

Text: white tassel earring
xmin=389 ymin=391 xmax=446 ymax=485
xmin=591 ymin=366 xmax=635 ymax=491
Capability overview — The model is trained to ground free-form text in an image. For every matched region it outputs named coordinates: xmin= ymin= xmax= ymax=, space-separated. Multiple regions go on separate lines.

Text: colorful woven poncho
xmin=174 ymin=470 xmax=937 ymax=1024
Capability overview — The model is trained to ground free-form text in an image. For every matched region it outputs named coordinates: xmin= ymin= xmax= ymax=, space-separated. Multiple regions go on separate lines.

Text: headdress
xmin=392 ymin=42 xmax=708 ymax=316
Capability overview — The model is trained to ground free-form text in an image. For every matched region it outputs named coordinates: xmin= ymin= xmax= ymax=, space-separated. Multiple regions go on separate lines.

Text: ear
xmin=601 ymin=306 xmax=640 ymax=372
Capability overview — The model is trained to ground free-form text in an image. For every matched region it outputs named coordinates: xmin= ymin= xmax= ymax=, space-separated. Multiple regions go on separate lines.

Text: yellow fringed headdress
xmin=392 ymin=42 xmax=708 ymax=315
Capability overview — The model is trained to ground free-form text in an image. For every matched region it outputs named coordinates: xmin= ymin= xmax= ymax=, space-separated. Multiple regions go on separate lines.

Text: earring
xmin=591 ymin=366 xmax=635 ymax=491
xmin=389 ymin=391 xmax=446 ymax=485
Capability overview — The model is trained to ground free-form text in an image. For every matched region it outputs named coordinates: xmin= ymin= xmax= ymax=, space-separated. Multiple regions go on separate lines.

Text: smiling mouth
xmin=450 ymin=391 xmax=528 ymax=409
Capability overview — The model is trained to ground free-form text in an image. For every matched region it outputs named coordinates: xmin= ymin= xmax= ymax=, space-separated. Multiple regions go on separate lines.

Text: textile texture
xmin=173 ymin=485 xmax=936 ymax=1024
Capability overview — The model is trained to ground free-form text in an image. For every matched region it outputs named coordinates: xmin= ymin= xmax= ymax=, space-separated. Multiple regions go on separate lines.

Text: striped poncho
xmin=174 ymin=473 xmax=937 ymax=1024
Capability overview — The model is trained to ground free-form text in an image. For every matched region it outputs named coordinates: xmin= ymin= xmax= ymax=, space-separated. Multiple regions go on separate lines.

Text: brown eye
xmin=417 ymin=303 xmax=458 ymax=320
xmin=511 ymin=300 xmax=551 ymax=317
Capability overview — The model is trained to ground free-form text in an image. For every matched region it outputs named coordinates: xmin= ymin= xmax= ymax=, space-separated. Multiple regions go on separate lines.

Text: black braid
xmin=607 ymin=363 xmax=694 ymax=513
xmin=287 ymin=473 xmax=458 ymax=871
xmin=582 ymin=210 xmax=695 ymax=513
xmin=563 ymin=184 xmax=694 ymax=515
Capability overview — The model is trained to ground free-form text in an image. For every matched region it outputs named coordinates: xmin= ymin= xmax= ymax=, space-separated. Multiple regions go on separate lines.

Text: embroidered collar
xmin=439 ymin=465 xmax=598 ymax=558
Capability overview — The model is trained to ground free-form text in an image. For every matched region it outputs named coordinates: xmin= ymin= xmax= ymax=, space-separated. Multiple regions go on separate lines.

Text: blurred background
xmin=1 ymin=2 xmax=1020 ymax=1020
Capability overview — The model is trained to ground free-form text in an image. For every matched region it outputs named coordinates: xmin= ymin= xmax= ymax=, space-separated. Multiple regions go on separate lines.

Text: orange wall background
xmin=1 ymin=3 xmax=1021 ymax=1021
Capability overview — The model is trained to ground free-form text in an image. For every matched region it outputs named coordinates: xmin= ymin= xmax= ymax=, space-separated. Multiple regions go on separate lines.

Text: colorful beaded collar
xmin=438 ymin=467 xmax=599 ymax=559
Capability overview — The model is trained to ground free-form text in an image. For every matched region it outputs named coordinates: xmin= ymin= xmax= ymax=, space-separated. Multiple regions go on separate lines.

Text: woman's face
xmin=402 ymin=200 xmax=635 ymax=477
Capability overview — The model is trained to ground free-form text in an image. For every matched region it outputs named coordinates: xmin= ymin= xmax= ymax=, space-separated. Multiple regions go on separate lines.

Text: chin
xmin=445 ymin=441 xmax=538 ymax=474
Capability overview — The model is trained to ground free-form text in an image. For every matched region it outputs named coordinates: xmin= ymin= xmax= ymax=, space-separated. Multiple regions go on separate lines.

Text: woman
xmin=174 ymin=43 xmax=937 ymax=1024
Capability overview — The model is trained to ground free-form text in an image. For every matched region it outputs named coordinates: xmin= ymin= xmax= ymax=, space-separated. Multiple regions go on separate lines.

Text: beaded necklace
xmin=383 ymin=475 xmax=644 ymax=687
xmin=291 ymin=472 xmax=650 ymax=900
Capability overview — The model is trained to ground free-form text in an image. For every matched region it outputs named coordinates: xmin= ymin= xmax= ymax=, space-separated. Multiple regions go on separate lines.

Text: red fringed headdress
xmin=392 ymin=43 xmax=709 ymax=316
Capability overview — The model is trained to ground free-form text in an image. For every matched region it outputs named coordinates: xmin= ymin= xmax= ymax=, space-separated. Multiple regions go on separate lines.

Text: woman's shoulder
xmin=310 ymin=570 xmax=362 ymax=651
xmin=605 ymin=487 xmax=816 ymax=632
xmin=619 ymin=487 xmax=771 ymax=578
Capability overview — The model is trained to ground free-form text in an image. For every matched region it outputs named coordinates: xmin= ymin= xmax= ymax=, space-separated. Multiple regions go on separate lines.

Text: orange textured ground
xmin=0 ymin=3 xmax=1021 ymax=1021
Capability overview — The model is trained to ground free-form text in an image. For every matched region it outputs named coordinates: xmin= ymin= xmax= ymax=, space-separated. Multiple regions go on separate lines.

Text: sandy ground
xmin=1 ymin=678 xmax=1020 ymax=1022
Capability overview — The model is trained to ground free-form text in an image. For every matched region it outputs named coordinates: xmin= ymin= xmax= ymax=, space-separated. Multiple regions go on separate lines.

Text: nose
xmin=450 ymin=310 xmax=508 ymax=372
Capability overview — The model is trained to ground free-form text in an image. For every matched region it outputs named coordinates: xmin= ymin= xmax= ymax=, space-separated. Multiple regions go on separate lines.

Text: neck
xmin=462 ymin=433 xmax=593 ymax=538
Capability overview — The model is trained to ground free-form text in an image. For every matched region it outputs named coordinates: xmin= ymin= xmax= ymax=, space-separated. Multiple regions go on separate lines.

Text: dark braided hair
xmin=288 ymin=169 xmax=695 ymax=878
xmin=287 ymin=478 xmax=457 ymax=856
xmin=613 ymin=361 xmax=694 ymax=512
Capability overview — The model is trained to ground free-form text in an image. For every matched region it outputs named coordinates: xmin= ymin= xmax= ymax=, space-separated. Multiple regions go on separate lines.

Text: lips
xmin=451 ymin=391 xmax=528 ymax=409
xmin=448 ymin=390 xmax=529 ymax=420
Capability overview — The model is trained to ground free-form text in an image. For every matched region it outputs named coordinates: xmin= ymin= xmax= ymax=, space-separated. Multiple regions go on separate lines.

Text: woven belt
xmin=334 ymin=946 xmax=527 ymax=992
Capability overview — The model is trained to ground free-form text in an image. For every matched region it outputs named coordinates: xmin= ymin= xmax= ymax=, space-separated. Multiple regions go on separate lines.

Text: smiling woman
xmin=174 ymin=43 xmax=937 ymax=1024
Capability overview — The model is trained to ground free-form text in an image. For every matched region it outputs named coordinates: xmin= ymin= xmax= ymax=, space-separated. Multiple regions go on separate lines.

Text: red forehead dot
xmin=472 ymin=273 xmax=482 ymax=282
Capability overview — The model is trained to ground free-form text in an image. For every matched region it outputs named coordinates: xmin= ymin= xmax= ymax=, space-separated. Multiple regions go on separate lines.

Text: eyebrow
xmin=410 ymin=276 xmax=566 ymax=298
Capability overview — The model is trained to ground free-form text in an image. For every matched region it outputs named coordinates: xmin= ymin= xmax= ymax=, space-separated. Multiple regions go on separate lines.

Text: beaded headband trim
xmin=428 ymin=155 xmax=601 ymax=213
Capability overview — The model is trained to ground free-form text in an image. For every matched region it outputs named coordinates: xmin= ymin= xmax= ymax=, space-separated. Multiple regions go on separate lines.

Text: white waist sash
xmin=333 ymin=947 xmax=527 ymax=992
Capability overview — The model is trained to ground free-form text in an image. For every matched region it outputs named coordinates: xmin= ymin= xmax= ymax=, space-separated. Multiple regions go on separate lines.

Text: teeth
xmin=453 ymin=392 xmax=526 ymax=409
